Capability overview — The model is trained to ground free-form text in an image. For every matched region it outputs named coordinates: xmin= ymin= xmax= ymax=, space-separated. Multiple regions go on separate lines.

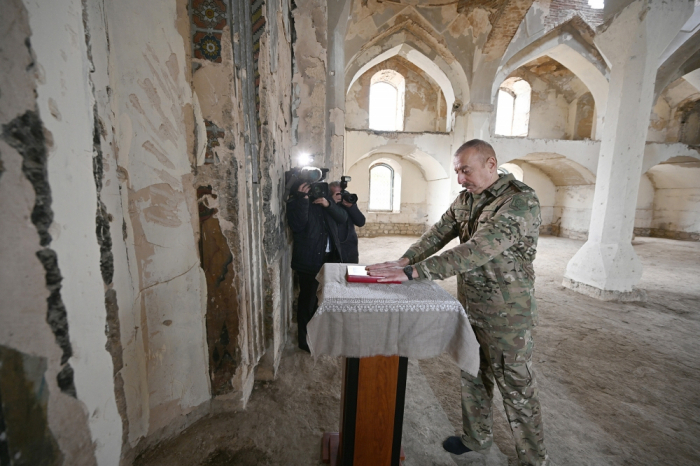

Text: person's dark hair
xmin=454 ymin=139 xmax=498 ymax=165
xmin=328 ymin=181 xmax=341 ymax=190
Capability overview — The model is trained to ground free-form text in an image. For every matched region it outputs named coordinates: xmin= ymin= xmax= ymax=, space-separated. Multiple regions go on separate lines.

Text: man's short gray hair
xmin=328 ymin=181 xmax=341 ymax=190
xmin=455 ymin=139 xmax=498 ymax=165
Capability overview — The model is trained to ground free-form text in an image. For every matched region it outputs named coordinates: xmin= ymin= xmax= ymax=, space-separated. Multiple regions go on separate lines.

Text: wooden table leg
xmin=330 ymin=355 xmax=408 ymax=466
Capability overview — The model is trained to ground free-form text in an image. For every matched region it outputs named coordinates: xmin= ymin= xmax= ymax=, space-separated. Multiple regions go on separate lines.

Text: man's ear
xmin=486 ymin=156 xmax=497 ymax=170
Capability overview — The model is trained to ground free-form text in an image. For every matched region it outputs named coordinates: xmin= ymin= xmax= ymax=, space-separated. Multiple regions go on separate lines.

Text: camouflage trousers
xmin=460 ymin=326 xmax=549 ymax=466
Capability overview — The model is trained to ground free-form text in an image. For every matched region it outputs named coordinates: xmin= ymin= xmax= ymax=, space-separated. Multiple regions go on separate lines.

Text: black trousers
xmin=295 ymin=252 xmax=339 ymax=350
xmin=296 ymin=271 xmax=319 ymax=350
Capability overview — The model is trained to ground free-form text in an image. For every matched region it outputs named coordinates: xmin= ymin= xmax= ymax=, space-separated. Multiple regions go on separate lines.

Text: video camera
xmin=285 ymin=166 xmax=330 ymax=201
xmin=339 ymin=175 xmax=358 ymax=204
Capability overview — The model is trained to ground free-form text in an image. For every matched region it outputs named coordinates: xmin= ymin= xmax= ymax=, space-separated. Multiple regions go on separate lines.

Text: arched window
xmin=369 ymin=70 xmax=405 ymax=131
xmin=368 ymin=163 xmax=394 ymax=211
xmin=495 ymin=77 xmax=531 ymax=137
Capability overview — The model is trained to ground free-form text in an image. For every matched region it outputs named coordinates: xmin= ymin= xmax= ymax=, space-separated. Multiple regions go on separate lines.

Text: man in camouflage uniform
xmin=367 ymin=139 xmax=548 ymax=466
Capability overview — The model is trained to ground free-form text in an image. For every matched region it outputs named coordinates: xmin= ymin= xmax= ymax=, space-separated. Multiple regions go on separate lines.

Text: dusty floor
xmin=135 ymin=235 xmax=700 ymax=466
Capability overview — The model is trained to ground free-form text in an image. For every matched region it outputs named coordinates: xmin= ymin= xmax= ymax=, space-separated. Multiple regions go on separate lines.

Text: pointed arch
xmin=347 ymin=44 xmax=460 ymax=131
xmin=495 ymin=37 xmax=608 ymax=138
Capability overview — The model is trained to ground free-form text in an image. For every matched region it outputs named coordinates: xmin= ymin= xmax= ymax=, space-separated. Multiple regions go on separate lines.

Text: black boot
xmin=442 ymin=436 xmax=472 ymax=455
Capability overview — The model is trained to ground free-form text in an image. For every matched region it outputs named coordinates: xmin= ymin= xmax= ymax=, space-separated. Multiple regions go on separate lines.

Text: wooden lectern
xmin=322 ymin=356 xmax=408 ymax=466
xmin=310 ymin=264 xmax=480 ymax=466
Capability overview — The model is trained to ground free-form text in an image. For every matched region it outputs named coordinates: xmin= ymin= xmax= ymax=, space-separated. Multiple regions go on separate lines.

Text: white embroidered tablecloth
xmin=306 ymin=263 xmax=480 ymax=376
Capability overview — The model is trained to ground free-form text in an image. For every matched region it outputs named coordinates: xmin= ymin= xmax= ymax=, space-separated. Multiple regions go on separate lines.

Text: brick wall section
xmin=357 ymin=223 xmax=428 ymax=237
xmin=545 ymin=0 xmax=604 ymax=30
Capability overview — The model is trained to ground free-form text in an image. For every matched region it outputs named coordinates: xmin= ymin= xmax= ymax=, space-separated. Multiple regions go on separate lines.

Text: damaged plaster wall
xmin=292 ymin=0 xmax=329 ymax=169
xmin=191 ymin=29 xmax=253 ymax=405
xmin=257 ymin=0 xmax=295 ymax=380
xmin=648 ymin=78 xmax=700 ymax=143
xmin=346 ymin=56 xmax=447 ymax=132
xmin=2 ymin=0 xmax=129 ymax=464
xmin=0 ymin=0 xmax=99 ymax=464
xmin=100 ymin=0 xmax=210 ymax=456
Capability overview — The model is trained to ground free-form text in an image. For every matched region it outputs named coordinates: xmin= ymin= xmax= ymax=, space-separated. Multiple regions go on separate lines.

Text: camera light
xmin=297 ymin=153 xmax=313 ymax=166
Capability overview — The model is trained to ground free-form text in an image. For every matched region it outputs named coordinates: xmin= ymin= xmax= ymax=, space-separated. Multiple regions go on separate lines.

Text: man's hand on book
xmin=366 ymin=258 xmax=411 ymax=283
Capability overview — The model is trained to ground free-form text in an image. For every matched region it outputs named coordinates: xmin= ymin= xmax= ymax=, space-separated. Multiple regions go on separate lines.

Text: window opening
xmin=369 ymin=163 xmax=394 ymax=211
xmin=495 ymin=78 xmax=531 ymax=137
xmin=369 ymin=70 xmax=405 ymax=131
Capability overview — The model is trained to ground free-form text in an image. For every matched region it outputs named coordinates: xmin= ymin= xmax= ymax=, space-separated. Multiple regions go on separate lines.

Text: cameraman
xmin=287 ymin=181 xmax=348 ymax=352
xmin=329 ymin=181 xmax=365 ymax=264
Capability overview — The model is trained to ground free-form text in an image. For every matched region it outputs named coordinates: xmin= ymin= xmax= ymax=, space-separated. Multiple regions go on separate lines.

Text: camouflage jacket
xmin=403 ymin=174 xmax=541 ymax=331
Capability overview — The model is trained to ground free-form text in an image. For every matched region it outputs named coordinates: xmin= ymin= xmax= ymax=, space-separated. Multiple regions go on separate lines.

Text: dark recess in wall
xmin=0 ymin=345 xmax=62 ymax=466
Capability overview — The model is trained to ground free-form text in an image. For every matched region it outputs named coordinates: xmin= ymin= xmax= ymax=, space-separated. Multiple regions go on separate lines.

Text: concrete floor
xmin=135 ymin=235 xmax=700 ymax=466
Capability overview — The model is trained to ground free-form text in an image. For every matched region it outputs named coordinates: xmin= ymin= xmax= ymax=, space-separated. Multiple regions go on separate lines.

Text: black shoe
xmin=298 ymin=343 xmax=310 ymax=353
xmin=442 ymin=436 xmax=472 ymax=455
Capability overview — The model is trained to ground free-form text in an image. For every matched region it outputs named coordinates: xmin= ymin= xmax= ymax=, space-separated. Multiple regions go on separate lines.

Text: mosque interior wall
xmin=1 ymin=0 xmax=700 ymax=463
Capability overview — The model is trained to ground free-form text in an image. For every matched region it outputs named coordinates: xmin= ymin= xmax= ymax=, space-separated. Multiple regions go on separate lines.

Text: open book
xmin=346 ymin=265 xmax=402 ymax=284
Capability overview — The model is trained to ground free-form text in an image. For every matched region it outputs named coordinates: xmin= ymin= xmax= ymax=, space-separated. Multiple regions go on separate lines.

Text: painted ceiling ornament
xmin=195 ymin=0 xmax=225 ymax=27
xmin=198 ymin=34 xmax=222 ymax=61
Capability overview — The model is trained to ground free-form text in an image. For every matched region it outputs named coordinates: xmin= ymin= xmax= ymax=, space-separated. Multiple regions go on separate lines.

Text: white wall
xmin=553 ymin=185 xmax=595 ymax=239
xmin=519 ymin=163 xmax=556 ymax=228
xmin=528 ymin=83 xmax=571 ymax=139
xmin=635 ymin=174 xmax=655 ymax=231
xmin=348 ymin=153 xmax=429 ymax=225
xmin=648 ymin=163 xmax=700 ymax=234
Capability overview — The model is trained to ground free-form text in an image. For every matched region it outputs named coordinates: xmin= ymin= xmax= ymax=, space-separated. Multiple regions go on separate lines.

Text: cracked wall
xmin=1 ymin=0 xmax=122 ymax=464
xmin=257 ymin=0 xmax=295 ymax=380
xmin=291 ymin=0 xmax=328 ymax=168
xmin=190 ymin=22 xmax=249 ymax=403
xmin=648 ymin=78 xmax=700 ymax=144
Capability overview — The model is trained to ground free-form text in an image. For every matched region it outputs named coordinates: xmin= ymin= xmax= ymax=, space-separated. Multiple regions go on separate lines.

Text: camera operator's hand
xmin=313 ymin=197 xmax=330 ymax=208
xmin=342 ymin=200 xmax=354 ymax=208
xmin=297 ymin=183 xmax=310 ymax=196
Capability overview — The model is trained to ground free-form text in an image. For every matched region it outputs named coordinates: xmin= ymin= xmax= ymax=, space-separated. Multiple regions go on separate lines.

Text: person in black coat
xmin=287 ymin=181 xmax=347 ymax=352
xmin=329 ymin=181 xmax=366 ymax=264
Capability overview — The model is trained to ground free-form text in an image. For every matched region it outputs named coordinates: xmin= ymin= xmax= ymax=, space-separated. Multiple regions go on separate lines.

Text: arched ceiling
xmin=344 ymin=12 xmax=470 ymax=101
xmin=655 ymin=4 xmax=700 ymax=97
xmin=510 ymin=153 xmax=596 ymax=186
xmin=646 ymin=157 xmax=700 ymax=189
xmin=494 ymin=27 xmax=608 ymax=131
xmin=348 ymin=143 xmax=449 ymax=181
xmin=506 ymin=55 xmax=593 ymax=102
xmin=347 ymin=43 xmax=458 ymax=130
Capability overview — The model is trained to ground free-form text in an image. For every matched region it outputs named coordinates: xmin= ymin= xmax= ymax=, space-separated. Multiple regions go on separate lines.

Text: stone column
xmin=563 ymin=0 xmax=693 ymax=300
xmin=465 ymin=102 xmax=493 ymax=141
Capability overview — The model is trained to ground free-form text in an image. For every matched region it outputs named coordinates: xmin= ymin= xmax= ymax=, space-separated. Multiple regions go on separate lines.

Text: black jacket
xmin=336 ymin=203 xmax=365 ymax=264
xmin=287 ymin=194 xmax=348 ymax=274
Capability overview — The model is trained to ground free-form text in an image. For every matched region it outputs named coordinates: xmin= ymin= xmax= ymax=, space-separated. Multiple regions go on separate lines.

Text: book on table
xmin=345 ymin=265 xmax=402 ymax=284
